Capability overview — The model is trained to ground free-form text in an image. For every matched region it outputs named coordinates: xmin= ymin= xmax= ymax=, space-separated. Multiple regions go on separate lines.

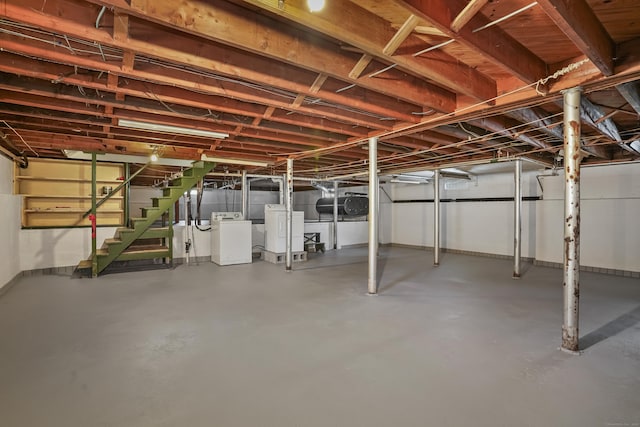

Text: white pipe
xmin=368 ymin=137 xmax=378 ymax=294
xmin=184 ymin=193 xmax=190 ymax=265
xmin=513 ymin=158 xmax=522 ymax=278
xmin=333 ymin=180 xmax=339 ymax=250
xmin=285 ymin=158 xmax=293 ymax=271
xmin=562 ymin=87 xmax=582 ymax=354
xmin=241 ymin=170 xmax=248 ymax=220
xmin=434 ymin=170 xmax=441 ymax=266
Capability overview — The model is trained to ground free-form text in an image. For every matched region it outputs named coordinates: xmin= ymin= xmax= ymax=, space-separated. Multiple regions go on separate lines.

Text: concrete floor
xmin=0 ymin=247 xmax=639 ymax=427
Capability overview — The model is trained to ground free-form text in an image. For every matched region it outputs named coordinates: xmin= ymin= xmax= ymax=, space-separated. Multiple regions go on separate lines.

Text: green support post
xmin=124 ymin=162 xmax=130 ymax=228
xmin=168 ymin=203 xmax=174 ymax=267
xmin=91 ymin=153 xmax=98 ymax=277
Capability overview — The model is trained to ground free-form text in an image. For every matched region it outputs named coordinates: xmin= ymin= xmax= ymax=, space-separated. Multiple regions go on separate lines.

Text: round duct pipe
xmin=316 ymin=196 xmax=368 ymax=216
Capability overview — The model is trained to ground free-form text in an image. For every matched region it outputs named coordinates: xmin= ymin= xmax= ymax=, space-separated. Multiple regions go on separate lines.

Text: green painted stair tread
xmin=89 ymin=161 xmax=215 ymax=274
xmin=115 ymin=248 xmax=170 ymax=262
xmin=104 ymin=238 xmax=122 ymax=245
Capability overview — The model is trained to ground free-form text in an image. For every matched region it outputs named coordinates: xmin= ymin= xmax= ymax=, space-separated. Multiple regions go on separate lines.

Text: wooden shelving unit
xmin=14 ymin=158 xmax=126 ymax=228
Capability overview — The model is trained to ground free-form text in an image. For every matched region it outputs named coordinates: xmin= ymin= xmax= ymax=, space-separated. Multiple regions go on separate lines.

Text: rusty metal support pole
xmin=285 ymin=158 xmax=293 ymax=271
xmin=434 ymin=170 xmax=441 ymax=266
xmin=241 ymin=170 xmax=248 ymax=220
xmin=333 ymin=180 xmax=338 ymax=250
xmin=368 ymin=137 xmax=378 ymax=294
xmin=513 ymin=158 xmax=522 ymax=278
xmin=562 ymin=87 xmax=582 ymax=353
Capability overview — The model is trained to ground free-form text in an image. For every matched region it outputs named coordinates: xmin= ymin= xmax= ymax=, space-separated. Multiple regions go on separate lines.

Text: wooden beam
xmin=536 ymin=0 xmax=614 ymax=76
xmin=291 ymin=94 xmax=305 ymax=108
xmin=397 ymin=0 xmax=547 ymax=83
xmin=450 ymin=0 xmax=489 ymax=32
xmin=84 ymin=0 xmax=456 ymax=110
xmin=236 ymin=0 xmax=495 ymax=101
xmin=382 ymin=14 xmax=420 ymax=55
xmin=308 ymin=74 xmax=327 ymax=94
xmin=2 ymin=0 xmax=425 ymax=123
xmin=616 ymin=81 xmax=640 ymax=114
xmin=349 ymin=54 xmax=373 ymax=79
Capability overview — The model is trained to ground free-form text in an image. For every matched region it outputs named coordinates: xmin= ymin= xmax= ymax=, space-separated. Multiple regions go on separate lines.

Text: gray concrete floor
xmin=0 ymin=247 xmax=639 ymax=427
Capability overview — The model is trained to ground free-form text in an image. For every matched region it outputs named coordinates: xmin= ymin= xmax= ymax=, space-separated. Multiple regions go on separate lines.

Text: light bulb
xmin=150 ymin=153 xmax=159 ymax=162
xmin=307 ymin=0 xmax=325 ymax=12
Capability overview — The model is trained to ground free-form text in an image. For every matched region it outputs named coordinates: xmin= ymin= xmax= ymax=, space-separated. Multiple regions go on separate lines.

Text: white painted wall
xmin=391 ymin=170 xmax=539 ymax=258
xmin=19 ymin=227 xmax=118 ymax=271
xmin=0 ymin=156 xmax=21 ymax=288
xmin=536 ymin=163 xmax=640 ymax=272
xmin=391 ymin=162 xmax=640 ymax=272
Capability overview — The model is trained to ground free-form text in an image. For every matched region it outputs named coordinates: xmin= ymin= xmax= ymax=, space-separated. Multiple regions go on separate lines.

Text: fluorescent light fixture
xmin=201 ymin=153 xmax=270 ymax=167
xmin=307 ymin=0 xmax=325 ymax=12
xmin=63 ymin=150 xmax=194 ymax=167
xmin=630 ymin=140 xmax=640 ymax=154
xmin=390 ymin=179 xmax=427 ymax=185
xmin=118 ymin=119 xmax=229 ymax=139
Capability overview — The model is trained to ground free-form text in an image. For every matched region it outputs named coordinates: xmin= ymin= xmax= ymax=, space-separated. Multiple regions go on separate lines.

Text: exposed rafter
xmin=537 ymin=0 xmax=615 ymax=76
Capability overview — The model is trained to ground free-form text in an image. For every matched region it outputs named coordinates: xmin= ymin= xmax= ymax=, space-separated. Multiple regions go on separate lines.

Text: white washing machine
xmin=211 ymin=212 xmax=252 ymax=266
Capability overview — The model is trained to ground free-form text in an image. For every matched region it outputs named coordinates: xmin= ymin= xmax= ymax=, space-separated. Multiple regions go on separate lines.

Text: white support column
xmin=333 ymin=180 xmax=339 ymax=250
xmin=562 ymin=87 xmax=582 ymax=354
xmin=434 ymin=170 xmax=441 ymax=266
xmin=285 ymin=158 xmax=293 ymax=271
xmin=368 ymin=137 xmax=378 ymax=295
xmin=376 ymin=175 xmax=380 ymax=256
xmin=241 ymin=170 xmax=248 ymax=220
xmin=513 ymin=158 xmax=522 ymax=278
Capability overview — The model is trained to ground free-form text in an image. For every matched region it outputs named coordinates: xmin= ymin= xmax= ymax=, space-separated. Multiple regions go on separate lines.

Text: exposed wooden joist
xmin=382 ymin=14 xmax=420 ymax=55
xmin=77 ymin=0 xmax=457 ymax=110
xmin=308 ymin=74 xmax=328 ymax=94
xmin=1 ymin=0 xmax=424 ymax=123
xmin=450 ymin=0 xmax=489 ymax=32
xmin=349 ymin=54 xmax=373 ymax=79
xmin=537 ymin=0 xmax=614 ymax=76
xmin=235 ymin=0 xmax=496 ymax=101
xmin=397 ymin=0 xmax=548 ymax=84
xmin=616 ymin=81 xmax=640 ymax=114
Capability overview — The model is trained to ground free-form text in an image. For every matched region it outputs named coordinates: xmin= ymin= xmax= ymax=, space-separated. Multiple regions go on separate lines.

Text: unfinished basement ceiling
xmin=0 ymin=0 xmax=639 ymax=185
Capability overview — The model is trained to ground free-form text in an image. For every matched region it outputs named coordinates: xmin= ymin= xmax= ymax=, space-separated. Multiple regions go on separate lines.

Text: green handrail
xmin=82 ymin=162 xmax=150 ymax=219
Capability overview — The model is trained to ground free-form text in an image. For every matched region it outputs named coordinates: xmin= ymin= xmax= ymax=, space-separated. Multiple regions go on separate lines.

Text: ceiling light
xmin=307 ymin=0 xmax=325 ymax=12
xmin=150 ymin=151 xmax=159 ymax=162
xmin=201 ymin=154 xmax=270 ymax=167
xmin=63 ymin=150 xmax=194 ymax=167
xmin=390 ymin=179 xmax=426 ymax=185
xmin=118 ymin=119 xmax=229 ymax=139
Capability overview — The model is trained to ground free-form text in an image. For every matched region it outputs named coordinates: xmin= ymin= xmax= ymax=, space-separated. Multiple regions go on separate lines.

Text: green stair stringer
xmin=79 ymin=161 xmax=214 ymax=275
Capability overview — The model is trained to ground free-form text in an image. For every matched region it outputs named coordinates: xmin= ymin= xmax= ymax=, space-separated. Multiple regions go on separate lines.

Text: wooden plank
xmin=397 ymin=0 xmax=548 ymax=84
xmin=451 ymin=0 xmax=489 ymax=32
xmin=2 ymin=0 xmax=425 ymax=123
xmin=382 ymin=14 xmax=420 ymax=55
xmin=349 ymin=54 xmax=373 ymax=79
xmin=537 ymin=0 xmax=614 ymax=76
xmin=308 ymin=74 xmax=327 ymax=94
xmin=234 ymin=0 xmax=495 ymax=101
xmin=88 ymin=0 xmax=456 ymax=110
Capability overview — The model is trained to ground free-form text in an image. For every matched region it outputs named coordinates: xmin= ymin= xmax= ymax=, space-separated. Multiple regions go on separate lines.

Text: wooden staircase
xmin=76 ymin=161 xmax=215 ymax=276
